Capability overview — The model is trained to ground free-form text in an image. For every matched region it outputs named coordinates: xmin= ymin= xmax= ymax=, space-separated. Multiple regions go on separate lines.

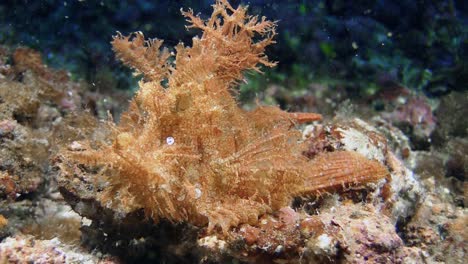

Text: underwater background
xmin=1 ymin=0 xmax=466 ymax=96
xmin=0 ymin=1 xmax=467 ymax=263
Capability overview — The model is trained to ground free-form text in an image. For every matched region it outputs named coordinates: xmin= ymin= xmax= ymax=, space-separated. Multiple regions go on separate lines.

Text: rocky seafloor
xmin=0 ymin=44 xmax=466 ymax=264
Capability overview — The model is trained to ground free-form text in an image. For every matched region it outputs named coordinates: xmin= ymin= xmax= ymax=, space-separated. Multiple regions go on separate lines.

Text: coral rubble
xmin=0 ymin=235 xmax=118 ymax=263
xmin=0 ymin=41 xmax=129 ymax=262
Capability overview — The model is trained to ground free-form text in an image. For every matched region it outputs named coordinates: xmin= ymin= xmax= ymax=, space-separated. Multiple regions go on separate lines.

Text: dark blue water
xmin=0 ymin=0 xmax=466 ymax=95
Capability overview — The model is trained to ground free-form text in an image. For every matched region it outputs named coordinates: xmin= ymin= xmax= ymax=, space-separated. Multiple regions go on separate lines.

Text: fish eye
xmin=166 ymin=136 xmax=175 ymax=145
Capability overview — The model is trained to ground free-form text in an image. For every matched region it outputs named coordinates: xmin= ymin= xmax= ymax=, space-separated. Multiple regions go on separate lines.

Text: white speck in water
xmin=166 ymin=136 xmax=175 ymax=145
xmin=194 ymin=188 xmax=202 ymax=199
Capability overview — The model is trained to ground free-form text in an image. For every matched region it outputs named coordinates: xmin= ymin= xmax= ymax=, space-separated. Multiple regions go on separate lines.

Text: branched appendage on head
xmin=59 ymin=0 xmax=388 ymax=236
xmin=182 ymin=1 xmax=277 ymax=62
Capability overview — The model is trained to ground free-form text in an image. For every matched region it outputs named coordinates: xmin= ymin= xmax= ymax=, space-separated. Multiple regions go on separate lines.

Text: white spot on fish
xmin=194 ymin=188 xmax=202 ymax=199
